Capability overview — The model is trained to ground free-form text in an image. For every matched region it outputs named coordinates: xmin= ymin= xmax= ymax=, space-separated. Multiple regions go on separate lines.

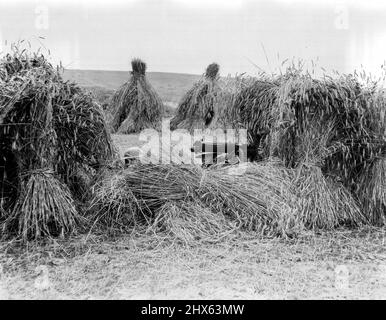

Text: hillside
xmin=63 ymin=69 xmax=200 ymax=106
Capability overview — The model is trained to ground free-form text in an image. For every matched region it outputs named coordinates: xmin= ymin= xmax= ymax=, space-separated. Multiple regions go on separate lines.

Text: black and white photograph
xmin=0 ymin=0 xmax=385 ymax=303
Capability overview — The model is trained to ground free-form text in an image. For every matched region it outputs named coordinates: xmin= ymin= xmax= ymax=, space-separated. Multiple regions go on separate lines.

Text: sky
xmin=0 ymin=0 xmax=386 ymax=76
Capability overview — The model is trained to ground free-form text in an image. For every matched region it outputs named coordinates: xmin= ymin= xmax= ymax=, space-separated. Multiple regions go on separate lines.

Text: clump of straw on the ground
xmin=110 ymin=58 xmax=164 ymax=134
xmin=89 ymin=161 xmax=363 ymax=240
xmin=88 ymin=74 xmax=383 ymax=239
xmin=208 ymin=74 xmax=255 ymax=130
xmin=355 ymin=89 xmax=386 ymax=223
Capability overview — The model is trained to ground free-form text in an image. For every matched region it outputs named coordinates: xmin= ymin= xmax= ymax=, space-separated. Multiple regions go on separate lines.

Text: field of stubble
xmin=1 ymin=227 xmax=386 ymax=299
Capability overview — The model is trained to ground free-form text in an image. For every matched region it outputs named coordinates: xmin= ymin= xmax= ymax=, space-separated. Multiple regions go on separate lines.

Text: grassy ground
xmin=1 ymin=228 xmax=386 ymax=299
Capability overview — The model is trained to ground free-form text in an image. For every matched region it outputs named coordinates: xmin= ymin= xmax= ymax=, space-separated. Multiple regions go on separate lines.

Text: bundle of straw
xmin=88 ymin=165 xmax=201 ymax=231
xmin=290 ymin=119 xmax=365 ymax=228
xmin=355 ymin=89 xmax=386 ymax=223
xmin=110 ymin=58 xmax=164 ymax=134
xmin=170 ymin=63 xmax=221 ymax=131
xmin=231 ymin=79 xmax=279 ymax=158
xmin=53 ymin=82 xmax=115 ymax=195
xmin=232 ymin=66 xmax=385 ymax=227
xmin=293 ymin=164 xmax=365 ymax=229
xmin=87 ymin=171 xmax=141 ymax=231
xmin=232 ymin=69 xmax=385 ymax=172
xmin=209 ymin=74 xmax=255 ymax=130
xmin=357 ymin=157 xmax=386 ymax=224
xmin=2 ymin=170 xmax=78 ymax=240
xmin=195 ymin=163 xmax=292 ymax=235
xmin=0 ymin=47 xmax=58 ymax=81
xmin=89 ymin=158 xmax=373 ymax=239
xmin=0 ymin=45 xmax=114 ymax=240
xmin=273 ymin=74 xmax=384 ymax=183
